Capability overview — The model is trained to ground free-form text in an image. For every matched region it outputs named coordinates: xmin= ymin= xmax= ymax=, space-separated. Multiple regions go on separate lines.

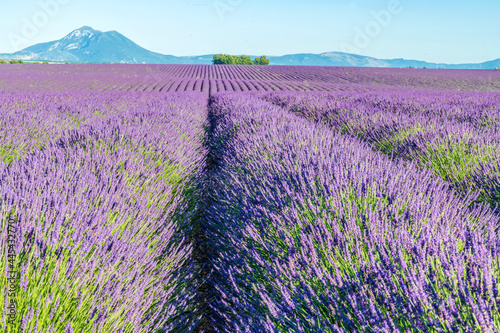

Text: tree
xmin=253 ymin=56 xmax=269 ymax=65
xmin=235 ymin=55 xmax=253 ymax=65
xmin=0 ymin=60 xmax=7 ymax=64
xmin=212 ymin=54 xmax=235 ymax=65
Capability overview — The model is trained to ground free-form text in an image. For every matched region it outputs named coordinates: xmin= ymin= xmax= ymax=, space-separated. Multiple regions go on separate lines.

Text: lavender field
xmin=0 ymin=64 xmax=500 ymax=93
xmin=1 ymin=65 xmax=500 ymax=332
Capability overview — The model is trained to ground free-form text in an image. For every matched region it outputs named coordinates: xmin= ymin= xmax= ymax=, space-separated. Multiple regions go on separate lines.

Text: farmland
xmin=0 ymin=64 xmax=500 ymax=93
xmin=1 ymin=64 xmax=500 ymax=332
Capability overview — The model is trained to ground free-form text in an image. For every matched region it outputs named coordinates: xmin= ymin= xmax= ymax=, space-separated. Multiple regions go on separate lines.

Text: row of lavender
xmin=0 ymin=92 xmax=207 ymax=332
xmin=260 ymin=90 xmax=500 ymax=212
xmin=205 ymin=93 xmax=500 ymax=332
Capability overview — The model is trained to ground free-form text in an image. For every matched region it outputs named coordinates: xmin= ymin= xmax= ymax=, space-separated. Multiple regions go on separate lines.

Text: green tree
xmin=213 ymin=54 xmax=236 ymax=65
xmin=235 ymin=55 xmax=253 ymax=65
xmin=0 ymin=59 xmax=7 ymax=64
xmin=253 ymin=55 xmax=269 ymax=65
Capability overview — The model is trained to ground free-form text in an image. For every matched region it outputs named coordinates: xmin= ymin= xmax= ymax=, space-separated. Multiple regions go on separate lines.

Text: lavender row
xmin=205 ymin=92 xmax=500 ymax=332
xmin=0 ymin=92 xmax=208 ymax=332
xmin=262 ymin=90 xmax=500 ymax=211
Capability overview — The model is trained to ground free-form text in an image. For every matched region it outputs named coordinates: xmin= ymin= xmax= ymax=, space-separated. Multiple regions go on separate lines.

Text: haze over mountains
xmin=0 ymin=27 xmax=498 ymax=69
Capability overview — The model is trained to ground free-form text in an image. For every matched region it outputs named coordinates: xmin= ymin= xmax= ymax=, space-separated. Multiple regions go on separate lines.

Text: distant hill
xmin=0 ymin=26 xmax=498 ymax=69
xmin=266 ymin=52 xmax=499 ymax=69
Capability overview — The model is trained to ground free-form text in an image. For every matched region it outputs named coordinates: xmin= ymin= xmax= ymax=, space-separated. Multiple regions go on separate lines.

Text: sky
xmin=0 ymin=0 xmax=499 ymax=64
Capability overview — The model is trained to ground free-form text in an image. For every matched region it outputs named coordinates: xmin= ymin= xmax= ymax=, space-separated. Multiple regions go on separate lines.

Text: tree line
xmin=0 ymin=60 xmax=24 ymax=64
xmin=212 ymin=54 xmax=270 ymax=65
xmin=0 ymin=60 xmax=50 ymax=64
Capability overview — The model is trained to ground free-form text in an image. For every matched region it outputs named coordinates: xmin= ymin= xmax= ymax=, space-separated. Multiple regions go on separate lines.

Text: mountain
xmin=447 ymin=58 xmax=500 ymax=70
xmin=266 ymin=52 xmax=499 ymax=69
xmin=0 ymin=26 xmax=185 ymax=64
xmin=0 ymin=26 xmax=498 ymax=69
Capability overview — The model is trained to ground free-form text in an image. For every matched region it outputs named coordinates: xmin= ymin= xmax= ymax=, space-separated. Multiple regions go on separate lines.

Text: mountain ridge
xmin=0 ymin=26 xmax=498 ymax=69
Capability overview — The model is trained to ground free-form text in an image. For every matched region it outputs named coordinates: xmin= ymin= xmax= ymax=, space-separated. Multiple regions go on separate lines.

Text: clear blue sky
xmin=0 ymin=0 xmax=499 ymax=63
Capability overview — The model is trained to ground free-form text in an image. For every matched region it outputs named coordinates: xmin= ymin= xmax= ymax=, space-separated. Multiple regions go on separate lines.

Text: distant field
xmin=1 ymin=65 xmax=500 ymax=332
xmin=1 ymin=64 xmax=500 ymax=92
